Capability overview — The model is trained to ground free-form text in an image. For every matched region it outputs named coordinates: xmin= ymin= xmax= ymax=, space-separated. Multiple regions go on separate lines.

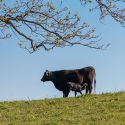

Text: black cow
xmin=67 ymin=82 xmax=88 ymax=96
xmin=41 ymin=66 xmax=96 ymax=97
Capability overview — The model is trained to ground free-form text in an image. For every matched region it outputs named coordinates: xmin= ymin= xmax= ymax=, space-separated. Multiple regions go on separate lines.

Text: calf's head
xmin=41 ymin=70 xmax=52 ymax=82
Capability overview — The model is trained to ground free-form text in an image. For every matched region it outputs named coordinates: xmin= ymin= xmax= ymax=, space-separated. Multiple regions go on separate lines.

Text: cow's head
xmin=41 ymin=70 xmax=52 ymax=82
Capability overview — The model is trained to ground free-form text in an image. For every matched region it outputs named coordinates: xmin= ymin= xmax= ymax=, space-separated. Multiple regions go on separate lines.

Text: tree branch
xmin=8 ymin=21 xmax=35 ymax=51
xmin=0 ymin=0 xmax=109 ymax=53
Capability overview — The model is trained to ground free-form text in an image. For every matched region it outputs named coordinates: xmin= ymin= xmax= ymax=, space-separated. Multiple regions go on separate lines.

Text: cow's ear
xmin=45 ymin=70 xmax=49 ymax=76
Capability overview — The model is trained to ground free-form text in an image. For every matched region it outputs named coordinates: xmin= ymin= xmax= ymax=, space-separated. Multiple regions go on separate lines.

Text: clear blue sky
xmin=0 ymin=0 xmax=125 ymax=101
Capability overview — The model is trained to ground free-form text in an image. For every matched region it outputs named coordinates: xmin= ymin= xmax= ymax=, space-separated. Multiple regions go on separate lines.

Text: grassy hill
xmin=0 ymin=92 xmax=125 ymax=125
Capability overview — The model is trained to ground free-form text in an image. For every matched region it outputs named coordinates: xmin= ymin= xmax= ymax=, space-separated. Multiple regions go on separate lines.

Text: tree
xmin=80 ymin=0 xmax=125 ymax=25
xmin=2 ymin=0 xmax=123 ymax=53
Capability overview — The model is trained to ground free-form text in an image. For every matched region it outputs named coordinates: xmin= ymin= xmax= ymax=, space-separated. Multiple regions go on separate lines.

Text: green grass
xmin=1 ymin=92 xmax=125 ymax=125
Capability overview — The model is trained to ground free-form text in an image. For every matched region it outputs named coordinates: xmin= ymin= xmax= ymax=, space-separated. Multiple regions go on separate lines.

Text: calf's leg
xmin=79 ymin=91 xmax=83 ymax=95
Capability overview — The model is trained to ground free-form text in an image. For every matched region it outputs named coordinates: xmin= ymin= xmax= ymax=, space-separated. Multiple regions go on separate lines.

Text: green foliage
xmin=0 ymin=92 xmax=125 ymax=125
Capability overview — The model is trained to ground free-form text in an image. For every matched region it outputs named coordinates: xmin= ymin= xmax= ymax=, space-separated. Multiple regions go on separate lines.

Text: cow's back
xmin=52 ymin=69 xmax=84 ymax=83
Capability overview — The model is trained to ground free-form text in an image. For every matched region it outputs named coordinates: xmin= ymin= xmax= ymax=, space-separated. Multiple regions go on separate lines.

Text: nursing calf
xmin=67 ymin=82 xmax=88 ymax=96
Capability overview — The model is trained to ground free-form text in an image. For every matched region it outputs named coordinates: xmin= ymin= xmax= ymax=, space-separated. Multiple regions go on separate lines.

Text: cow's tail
xmin=93 ymin=69 xmax=96 ymax=93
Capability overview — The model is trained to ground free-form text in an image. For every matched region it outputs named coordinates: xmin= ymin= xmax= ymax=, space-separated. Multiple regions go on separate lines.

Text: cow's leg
xmin=65 ymin=89 xmax=70 ymax=97
xmin=63 ymin=91 xmax=69 ymax=97
xmin=63 ymin=92 xmax=66 ymax=97
xmin=85 ymin=84 xmax=90 ymax=94
xmin=63 ymin=87 xmax=70 ymax=98
xmin=88 ymin=82 xmax=92 ymax=94
xmin=88 ymin=71 xmax=94 ymax=94
xmin=89 ymin=85 xmax=92 ymax=94
xmin=75 ymin=91 xmax=77 ymax=96
xmin=85 ymin=88 xmax=89 ymax=94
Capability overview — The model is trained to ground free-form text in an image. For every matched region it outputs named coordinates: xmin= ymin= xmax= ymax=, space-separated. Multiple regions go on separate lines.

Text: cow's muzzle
xmin=41 ymin=78 xmax=44 ymax=82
